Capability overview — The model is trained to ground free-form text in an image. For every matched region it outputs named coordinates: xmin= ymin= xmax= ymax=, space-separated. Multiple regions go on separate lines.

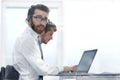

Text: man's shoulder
xmin=15 ymin=27 xmax=37 ymax=46
xmin=18 ymin=33 xmax=34 ymax=43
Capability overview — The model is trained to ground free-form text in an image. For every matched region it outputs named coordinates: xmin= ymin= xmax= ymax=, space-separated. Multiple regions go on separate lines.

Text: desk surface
xmin=49 ymin=73 xmax=120 ymax=77
xmin=47 ymin=73 xmax=120 ymax=80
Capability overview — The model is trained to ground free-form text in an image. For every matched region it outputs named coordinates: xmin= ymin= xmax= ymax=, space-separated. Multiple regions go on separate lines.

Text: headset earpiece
xmin=26 ymin=15 xmax=31 ymax=22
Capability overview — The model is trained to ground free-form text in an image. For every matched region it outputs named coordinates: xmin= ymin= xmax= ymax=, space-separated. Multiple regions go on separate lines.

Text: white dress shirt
xmin=13 ymin=26 xmax=64 ymax=80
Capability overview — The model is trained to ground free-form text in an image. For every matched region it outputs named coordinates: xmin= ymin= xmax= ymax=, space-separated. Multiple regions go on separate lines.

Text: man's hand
xmin=71 ymin=65 xmax=78 ymax=72
xmin=64 ymin=66 xmax=72 ymax=72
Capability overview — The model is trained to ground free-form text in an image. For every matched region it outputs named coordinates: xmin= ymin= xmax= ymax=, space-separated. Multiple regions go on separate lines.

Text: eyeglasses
xmin=33 ymin=16 xmax=48 ymax=23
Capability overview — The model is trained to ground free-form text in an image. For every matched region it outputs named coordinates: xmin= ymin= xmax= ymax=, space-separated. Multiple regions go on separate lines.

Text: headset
xmin=25 ymin=5 xmax=34 ymax=23
xmin=26 ymin=15 xmax=31 ymax=22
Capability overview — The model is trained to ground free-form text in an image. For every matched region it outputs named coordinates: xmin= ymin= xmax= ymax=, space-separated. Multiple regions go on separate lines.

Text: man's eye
xmin=36 ymin=17 xmax=41 ymax=20
xmin=34 ymin=16 xmax=41 ymax=19
xmin=33 ymin=16 xmax=48 ymax=22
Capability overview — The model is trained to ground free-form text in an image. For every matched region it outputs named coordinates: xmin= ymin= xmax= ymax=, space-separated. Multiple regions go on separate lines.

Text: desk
xmin=56 ymin=73 xmax=120 ymax=80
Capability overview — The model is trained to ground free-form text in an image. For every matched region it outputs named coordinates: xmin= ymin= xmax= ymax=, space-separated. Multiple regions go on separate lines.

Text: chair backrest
xmin=5 ymin=65 xmax=19 ymax=80
xmin=0 ymin=71 xmax=1 ymax=80
xmin=0 ymin=66 xmax=5 ymax=80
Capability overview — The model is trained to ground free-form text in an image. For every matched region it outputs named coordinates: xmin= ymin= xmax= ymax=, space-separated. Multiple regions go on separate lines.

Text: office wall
xmin=0 ymin=0 xmax=4 ymax=67
xmin=63 ymin=0 xmax=120 ymax=73
xmin=0 ymin=0 xmax=1 ymax=67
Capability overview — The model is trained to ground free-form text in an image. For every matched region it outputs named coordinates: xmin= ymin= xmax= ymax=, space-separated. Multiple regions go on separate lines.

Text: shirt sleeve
xmin=20 ymin=36 xmax=64 ymax=75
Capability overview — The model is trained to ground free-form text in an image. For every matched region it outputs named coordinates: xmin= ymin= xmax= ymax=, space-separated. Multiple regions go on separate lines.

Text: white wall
xmin=0 ymin=0 xmax=4 ymax=67
xmin=0 ymin=0 xmax=2 ymax=67
xmin=63 ymin=0 xmax=120 ymax=73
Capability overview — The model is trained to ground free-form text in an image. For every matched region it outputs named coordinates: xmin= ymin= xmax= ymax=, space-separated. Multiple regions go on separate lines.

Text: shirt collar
xmin=26 ymin=26 xmax=39 ymax=40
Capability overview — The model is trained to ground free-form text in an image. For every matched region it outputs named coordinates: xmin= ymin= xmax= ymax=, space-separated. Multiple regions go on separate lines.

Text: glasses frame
xmin=33 ymin=16 xmax=48 ymax=23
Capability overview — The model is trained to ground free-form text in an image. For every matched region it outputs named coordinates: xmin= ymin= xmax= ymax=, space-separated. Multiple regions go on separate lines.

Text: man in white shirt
xmin=40 ymin=20 xmax=77 ymax=72
xmin=13 ymin=4 xmax=73 ymax=80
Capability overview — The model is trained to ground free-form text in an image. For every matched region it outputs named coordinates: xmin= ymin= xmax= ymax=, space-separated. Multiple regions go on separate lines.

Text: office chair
xmin=5 ymin=65 xmax=19 ymax=80
xmin=0 ymin=66 xmax=5 ymax=80
xmin=0 ymin=71 xmax=1 ymax=80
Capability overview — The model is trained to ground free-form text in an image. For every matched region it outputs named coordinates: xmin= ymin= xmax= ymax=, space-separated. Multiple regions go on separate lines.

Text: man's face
xmin=31 ymin=9 xmax=48 ymax=34
xmin=42 ymin=28 xmax=54 ymax=44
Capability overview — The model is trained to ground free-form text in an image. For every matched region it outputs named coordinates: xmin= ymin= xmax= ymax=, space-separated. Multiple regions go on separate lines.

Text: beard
xmin=31 ymin=21 xmax=45 ymax=34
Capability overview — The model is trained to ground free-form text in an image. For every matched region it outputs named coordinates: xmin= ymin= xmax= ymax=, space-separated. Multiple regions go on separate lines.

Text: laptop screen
xmin=77 ymin=49 xmax=97 ymax=73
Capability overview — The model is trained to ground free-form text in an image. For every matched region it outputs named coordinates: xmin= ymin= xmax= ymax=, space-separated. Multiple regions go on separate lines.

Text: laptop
xmin=57 ymin=49 xmax=97 ymax=76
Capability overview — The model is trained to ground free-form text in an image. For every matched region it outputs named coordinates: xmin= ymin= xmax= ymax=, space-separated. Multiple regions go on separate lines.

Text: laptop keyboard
xmin=57 ymin=71 xmax=87 ymax=76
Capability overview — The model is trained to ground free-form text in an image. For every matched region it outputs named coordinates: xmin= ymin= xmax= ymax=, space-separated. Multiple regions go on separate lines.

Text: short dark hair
xmin=26 ymin=4 xmax=50 ymax=22
xmin=44 ymin=20 xmax=57 ymax=33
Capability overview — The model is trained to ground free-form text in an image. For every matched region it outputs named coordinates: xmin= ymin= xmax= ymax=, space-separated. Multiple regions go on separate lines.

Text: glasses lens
xmin=34 ymin=16 xmax=48 ymax=22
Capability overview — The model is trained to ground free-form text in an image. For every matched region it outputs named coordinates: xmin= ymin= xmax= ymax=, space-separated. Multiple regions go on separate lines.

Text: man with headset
xmin=12 ymin=4 xmax=76 ymax=80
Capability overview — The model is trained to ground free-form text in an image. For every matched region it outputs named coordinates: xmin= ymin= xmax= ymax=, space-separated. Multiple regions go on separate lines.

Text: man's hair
xmin=44 ymin=20 xmax=57 ymax=33
xmin=26 ymin=4 xmax=50 ymax=22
